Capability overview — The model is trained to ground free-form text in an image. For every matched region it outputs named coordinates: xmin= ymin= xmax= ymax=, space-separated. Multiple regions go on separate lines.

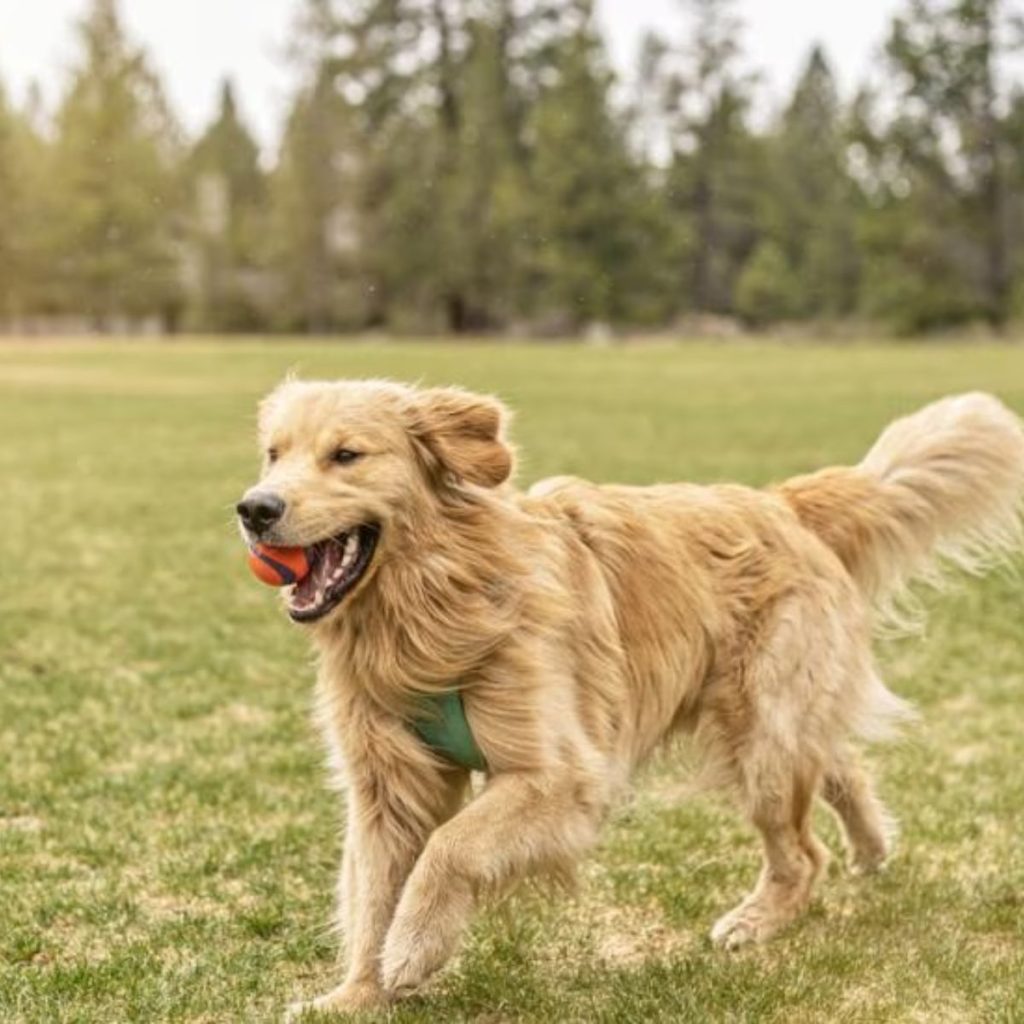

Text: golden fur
xmin=244 ymin=382 xmax=1024 ymax=1019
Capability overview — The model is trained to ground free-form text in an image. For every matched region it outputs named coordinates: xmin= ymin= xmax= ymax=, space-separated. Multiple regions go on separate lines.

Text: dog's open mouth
xmin=288 ymin=524 xmax=380 ymax=623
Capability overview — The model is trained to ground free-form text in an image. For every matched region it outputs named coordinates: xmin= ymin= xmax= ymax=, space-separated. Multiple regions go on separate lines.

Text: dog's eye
xmin=332 ymin=448 xmax=362 ymax=466
xmin=266 ymin=447 xmax=279 ymax=464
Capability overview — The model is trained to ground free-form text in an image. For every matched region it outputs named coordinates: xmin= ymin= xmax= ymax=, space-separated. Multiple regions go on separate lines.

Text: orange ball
xmin=247 ymin=543 xmax=311 ymax=587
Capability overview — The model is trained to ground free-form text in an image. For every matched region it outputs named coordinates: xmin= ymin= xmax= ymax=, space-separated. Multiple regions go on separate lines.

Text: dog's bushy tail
xmin=779 ymin=393 xmax=1024 ymax=627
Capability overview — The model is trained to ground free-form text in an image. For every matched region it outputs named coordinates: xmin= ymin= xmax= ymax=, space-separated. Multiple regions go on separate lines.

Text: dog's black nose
xmin=237 ymin=491 xmax=286 ymax=534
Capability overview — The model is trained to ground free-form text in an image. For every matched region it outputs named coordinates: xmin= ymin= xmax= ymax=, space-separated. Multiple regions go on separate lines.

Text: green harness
xmin=411 ymin=690 xmax=487 ymax=772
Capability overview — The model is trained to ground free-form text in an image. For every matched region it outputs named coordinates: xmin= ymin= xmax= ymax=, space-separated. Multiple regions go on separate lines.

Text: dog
xmin=236 ymin=381 xmax=1024 ymax=1018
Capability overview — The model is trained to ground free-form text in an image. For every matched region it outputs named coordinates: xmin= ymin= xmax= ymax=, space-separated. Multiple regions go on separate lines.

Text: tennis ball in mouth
xmin=247 ymin=544 xmax=311 ymax=587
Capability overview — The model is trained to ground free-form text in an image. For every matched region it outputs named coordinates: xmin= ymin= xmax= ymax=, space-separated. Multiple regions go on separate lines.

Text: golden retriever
xmin=236 ymin=381 xmax=1024 ymax=1019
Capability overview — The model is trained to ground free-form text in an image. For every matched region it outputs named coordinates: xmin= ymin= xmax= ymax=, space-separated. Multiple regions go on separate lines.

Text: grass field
xmin=1 ymin=339 xmax=1023 ymax=1024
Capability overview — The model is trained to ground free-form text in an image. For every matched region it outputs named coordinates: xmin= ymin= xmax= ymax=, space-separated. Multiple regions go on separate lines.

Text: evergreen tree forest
xmin=4 ymin=0 xmax=1024 ymax=336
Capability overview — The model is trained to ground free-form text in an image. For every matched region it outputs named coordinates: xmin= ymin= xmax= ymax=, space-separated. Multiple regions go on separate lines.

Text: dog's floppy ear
xmin=407 ymin=387 xmax=514 ymax=488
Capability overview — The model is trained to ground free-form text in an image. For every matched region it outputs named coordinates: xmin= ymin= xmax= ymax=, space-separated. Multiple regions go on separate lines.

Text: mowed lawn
xmin=1 ymin=339 xmax=1023 ymax=1024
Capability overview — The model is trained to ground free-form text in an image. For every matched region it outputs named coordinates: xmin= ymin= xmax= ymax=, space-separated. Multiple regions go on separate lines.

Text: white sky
xmin=0 ymin=0 xmax=903 ymax=152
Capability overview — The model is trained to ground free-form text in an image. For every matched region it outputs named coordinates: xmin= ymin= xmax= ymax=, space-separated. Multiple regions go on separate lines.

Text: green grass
xmin=1 ymin=338 xmax=1023 ymax=1024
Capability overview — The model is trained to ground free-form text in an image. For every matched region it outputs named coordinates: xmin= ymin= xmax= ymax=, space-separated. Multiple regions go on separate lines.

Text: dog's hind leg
xmin=822 ymin=745 xmax=892 ymax=874
xmin=708 ymin=595 xmax=850 ymax=949
xmin=711 ymin=754 xmax=826 ymax=949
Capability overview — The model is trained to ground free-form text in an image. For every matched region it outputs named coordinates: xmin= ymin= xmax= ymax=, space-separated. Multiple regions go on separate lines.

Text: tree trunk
xmin=433 ymin=0 xmax=469 ymax=333
xmin=692 ymin=159 xmax=714 ymax=314
xmin=433 ymin=0 xmax=459 ymax=136
xmin=979 ymin=4 xmax=1011 ymax=329
xmin=445 ymin=293 xmax=468 ymax=333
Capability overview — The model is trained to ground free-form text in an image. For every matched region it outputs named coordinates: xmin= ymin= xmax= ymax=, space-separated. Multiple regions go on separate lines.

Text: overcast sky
xmin=0 ymin=0 xmax=903 ymax=152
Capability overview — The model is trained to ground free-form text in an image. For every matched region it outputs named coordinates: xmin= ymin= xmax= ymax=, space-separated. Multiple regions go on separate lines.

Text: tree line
xmin=2 ymin=0 xmax=1024 ymax=336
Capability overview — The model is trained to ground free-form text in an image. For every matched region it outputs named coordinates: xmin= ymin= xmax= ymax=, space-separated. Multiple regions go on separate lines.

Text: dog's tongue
xmin=291 ymin=539 xmax=343 ymax=604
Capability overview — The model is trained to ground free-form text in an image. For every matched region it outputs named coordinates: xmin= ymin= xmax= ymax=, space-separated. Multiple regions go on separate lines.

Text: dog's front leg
xmin=287 ymin=769 xmax=466 ymax=1020
xmin=379 ymin=771 xmax=603 ymax=997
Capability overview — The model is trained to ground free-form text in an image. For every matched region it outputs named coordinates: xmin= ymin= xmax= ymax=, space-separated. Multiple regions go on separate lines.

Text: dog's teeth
xmin=342 ymin=534 xmax=358 ymax=567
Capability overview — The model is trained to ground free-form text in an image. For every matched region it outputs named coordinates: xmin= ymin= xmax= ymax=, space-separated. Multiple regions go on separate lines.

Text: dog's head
xmin=237 ymin=379 xmax=514 ymax=623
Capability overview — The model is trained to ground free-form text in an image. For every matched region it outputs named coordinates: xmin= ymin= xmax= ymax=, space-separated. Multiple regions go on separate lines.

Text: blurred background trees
xmin=47 ymin=0 xmax=183 ymax=329
xmin=3 ymin=0 xmax=1024 ymax=336
xmin=185 ymin=80 xmax=267 ymax=332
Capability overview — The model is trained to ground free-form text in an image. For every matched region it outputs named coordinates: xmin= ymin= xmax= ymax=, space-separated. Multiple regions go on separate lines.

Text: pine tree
xmin=279 ymin=0 xmax=581 ymax=332
xmin=439 ymin=11 xmax=530 ymax=329
xmin=269 ymin=65 xmax=361 ymax=332
xmin=186 ymin=79 xmax=267 ymax=330
xmin=433 ymin=1 xmax=595 ymax=330
xmin=0 ymin=80 xmax=54 ymax=323
xmin=735 ymin=239 xmax=800 ymax=327
xmin=760 ymin=46 xmax=861 ymax=319
xmin=0 ymin=82 xmax=26 ymax=320
xmin=654 ymin=0 xmax=764 ymax=315
xmin=862 ymin=0 xmax=1023 ymax=329
xmin=1003 ymin=86 xmax=1024 ymax=314
xmin=527 ymin=1 xmax=670 ymax=327
xmin=48 ymin=0 xmax=183 ymax=328
xmin=274 ymin=0 xmax=444 ymax=331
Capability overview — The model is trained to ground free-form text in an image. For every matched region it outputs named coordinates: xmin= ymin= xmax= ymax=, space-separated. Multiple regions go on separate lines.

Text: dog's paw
xmin=710 ymin=902 xmax=779 ymax=950
xmin=284 ymin=981 xmax=386 ymax=1021
xmin=849 ymin=853 xmax=888 ymax=877
xmin=848 ymin=837 xmax=890 ymax=876
xmin=379 ymin=927 xmax=449 ymax=997
xmin=710 ymin=913 xmax=757 ymax=950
